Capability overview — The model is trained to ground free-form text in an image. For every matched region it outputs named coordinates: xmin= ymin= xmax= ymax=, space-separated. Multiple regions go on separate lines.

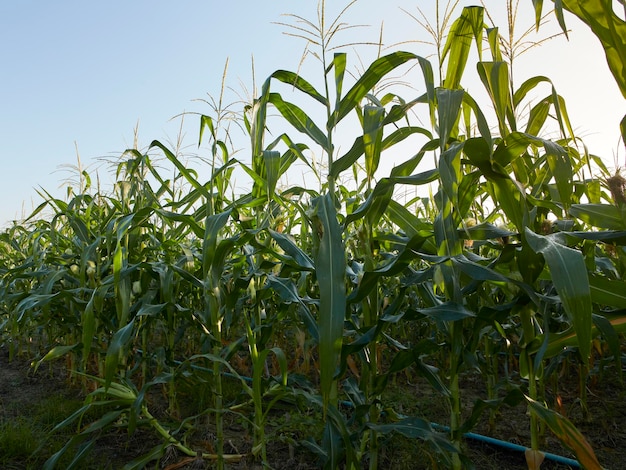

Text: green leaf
xmin=558 ymin=0 xmax=626 ymax=99
xmin=309 ymin=194 xmax=346 ymax=412
xmin=417 ymin=301 xmax=475 ymax=321
xmin=367 ymin=417 xmax=458 ymax=453
xmin=270 ymin=70 xmax=328 ymax=105
xmin=441 ymin=6 xmax=484 ymax=89
xmin=569 ymin=203 xmax=626 ymax=230
xmin=267 ymin=274 xmax=319 ymax=342
xmin=250 ymin=76 xmax=271 ymax=159
xmin=329 ymin=136 xmax=364 ymax=179
xmin=477 ymin=61 xmax=513 ymax=135
xmin=34 ymin=344 xmax=79 ymax=373
xmin=547 ymin=150 xmax=573 ymax=207
xmin=437 ymin=88 xmax=464 ymax=150
xmin=541 ymin=313 xmax=626 ymax=358
xmin=525 ymin=97 xmax=551 ymax=135
xmin=363 ymin=104 xmax=385 ymax=179
xmin=348 ymin=234 xmax=431 ymax=304
xmin=589 ymin=273 xmax=626 ymax=308
xmin=322 ymin=419 xmax=343 ymax=470
xmin=531 ymin=0 xmax=544 ymax=30
xmin=525 ymin=228 xmax=592 ymax=366
xmin=592 ymin=313 xmax=622 ymax=376
xmin=268 ymin=229 xmax=314 ymax=270
xmin=332 ymin=53 xmax=347 ymax=107
xmin=113 ymin=243 xmax=130 ymax=328
xmin=461 ymin=221 xmax=515 ymax=240
xmin=383 ymin=126 xmax=433 ymax=152
xmin=122 ymin=444 xmax=166 ymax=470
xmin=385 ymin=199 xmax=431 ymax=238
xmin=268 ymin=93 xmax=330 ymax=152
xmin=202 ymin=210 xmax=231 ymax=275
xmin=81 ymin=289 xmax=99 ymax=366
xmin=343 ymin=178 xmax=394 ymax=228
xmin=332 ymin=51 xmax=419 ymax=126
xmin=490 ymin=177 xmax=526 ymax=234
xmin=486 ymin=27 xmax=503 ymax=61
xmin=150 ymin=140 xmax=212 ymax=201
xmin=199 ymin=114 xmax=216 ymax=146
xmin=104 ymin=318 xmax=136 ymax=389
xmin=462 ymin=92 xmax=493 ymax=145
xmin=263 ymin=150 xmax=281 ymax=199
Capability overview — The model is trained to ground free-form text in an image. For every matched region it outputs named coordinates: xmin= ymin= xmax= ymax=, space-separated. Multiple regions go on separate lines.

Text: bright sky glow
xmin=1 ymin=1 xmax=623 ymax=226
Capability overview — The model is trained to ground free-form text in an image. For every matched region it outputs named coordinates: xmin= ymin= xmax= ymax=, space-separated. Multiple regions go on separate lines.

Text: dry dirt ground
xmin=1 ymin=344 xmax=625 ymax=469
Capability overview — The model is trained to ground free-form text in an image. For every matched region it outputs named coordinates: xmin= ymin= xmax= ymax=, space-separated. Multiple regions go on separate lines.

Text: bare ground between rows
xmin=1 ymin=345 xmax=625 ymax=469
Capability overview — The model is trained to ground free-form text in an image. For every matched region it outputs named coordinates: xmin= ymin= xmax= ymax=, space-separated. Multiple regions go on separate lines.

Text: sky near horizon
xmin=1 ymin=1 xmax=623 ymax=226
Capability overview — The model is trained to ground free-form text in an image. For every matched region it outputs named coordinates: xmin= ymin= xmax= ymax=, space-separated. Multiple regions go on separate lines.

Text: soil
xmin=1 ymin=344 xmax=625 ymax=469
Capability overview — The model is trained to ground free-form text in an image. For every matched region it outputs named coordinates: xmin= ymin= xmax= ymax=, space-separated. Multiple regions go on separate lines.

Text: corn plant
xmin=3 ymin=2 xmax=625 ymax=469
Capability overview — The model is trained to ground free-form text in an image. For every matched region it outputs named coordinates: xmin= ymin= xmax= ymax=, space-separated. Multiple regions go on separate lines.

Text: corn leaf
xmin=34 ymin=344 xmax=79 ymax=373
xmin=525 ymin=396 xmax=602 ymax=470
xmin=309 ymin=194 xmax=346 ymax=412
xmin=104 ymin=318 xmax=136 ymax=389
xmin=417 ymin=302 xmax=475 ymax=321
xmin=525 ymin=228 xmax=592 ymax=366
xmin=363 ymin=104 xmax=385 ymax=179
xmin=331 ymin=51 xmax=419 ymax=127
xmin=150 ymin=140 xmax=212 ymax=201
xmin=263 ymin=150 xmax=281 ymax=199
xmin=589 ymin=273 xmax=626 ymax=308
xmin=441 ymin=6 xmax=484 ymax=89
xmin=477 ymin=61 xmax=513 ymax=135
xmin=385 ymin=200 xmax=432 ymax=238
xmin=569 ymin=203 xmax=626 ymax=230
xmin=367 ymin=417 xmax=458 ymax=453
xmin=266 ymin=274 xmax=318 ymax=342
xmin=270 ymin=69 xmax=328 ymax=105
xmin=268 ymin=229 xmax=314 ymax=270
xmin=268 ymin=93 xmax=330 ymax=152
xmin=332 ymin=52 xmax=347 ymax=108
xmin=554 ymin=0 xmax=626 ymax=99
xmin=437 ymin=89 xmax=464 ymax=150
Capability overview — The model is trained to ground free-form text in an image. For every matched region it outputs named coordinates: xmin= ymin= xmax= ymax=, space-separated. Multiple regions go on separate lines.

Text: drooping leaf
xmin=367 ymin=417 xmax=458 ymax=454
xmin=270 ymin=69 xmax=328 ymax=105
xmin=268 ymin=93 xmax=330 ymax=152
xmin=267 ymin=274 xmax=319 ymax=342
xmin=331 ymin=51 xmax=420 ymax=126
xmin=554 ymin=0 xmax=626 ymax=99
xmin=150 ymin=140 xmax=212 ymax=201
xmin=589 ymin=273 xmax=626 ymax=308
xmin=268 ymin=229 xmax=315 ymax=270
xmin=525 ymin=396 xmax=602 ymax=470
xmin=525 ymin=228 xmax=592 ymax=366
xmin=416 ymin=301 xmax=475 ymax=321
xmin=104 ymin=318 xmax=136 ymax=389
xmin=569 ymin=203 xmax=626 ymax=230
xmin=35 ymin=344 xmax=79 ymax=373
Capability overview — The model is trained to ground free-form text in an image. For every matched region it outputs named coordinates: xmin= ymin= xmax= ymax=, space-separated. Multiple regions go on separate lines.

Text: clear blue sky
xmin=1 ymin=1 xmax=622 ymax=226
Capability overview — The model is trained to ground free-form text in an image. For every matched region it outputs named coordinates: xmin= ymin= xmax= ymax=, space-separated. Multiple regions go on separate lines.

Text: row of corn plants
xmin=1 ymin=1 xmax=625 ymax=469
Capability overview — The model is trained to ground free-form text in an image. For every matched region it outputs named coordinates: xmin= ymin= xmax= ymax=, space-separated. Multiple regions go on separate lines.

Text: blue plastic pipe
xmin=430 ymin=423 xmax=581 ymax=468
